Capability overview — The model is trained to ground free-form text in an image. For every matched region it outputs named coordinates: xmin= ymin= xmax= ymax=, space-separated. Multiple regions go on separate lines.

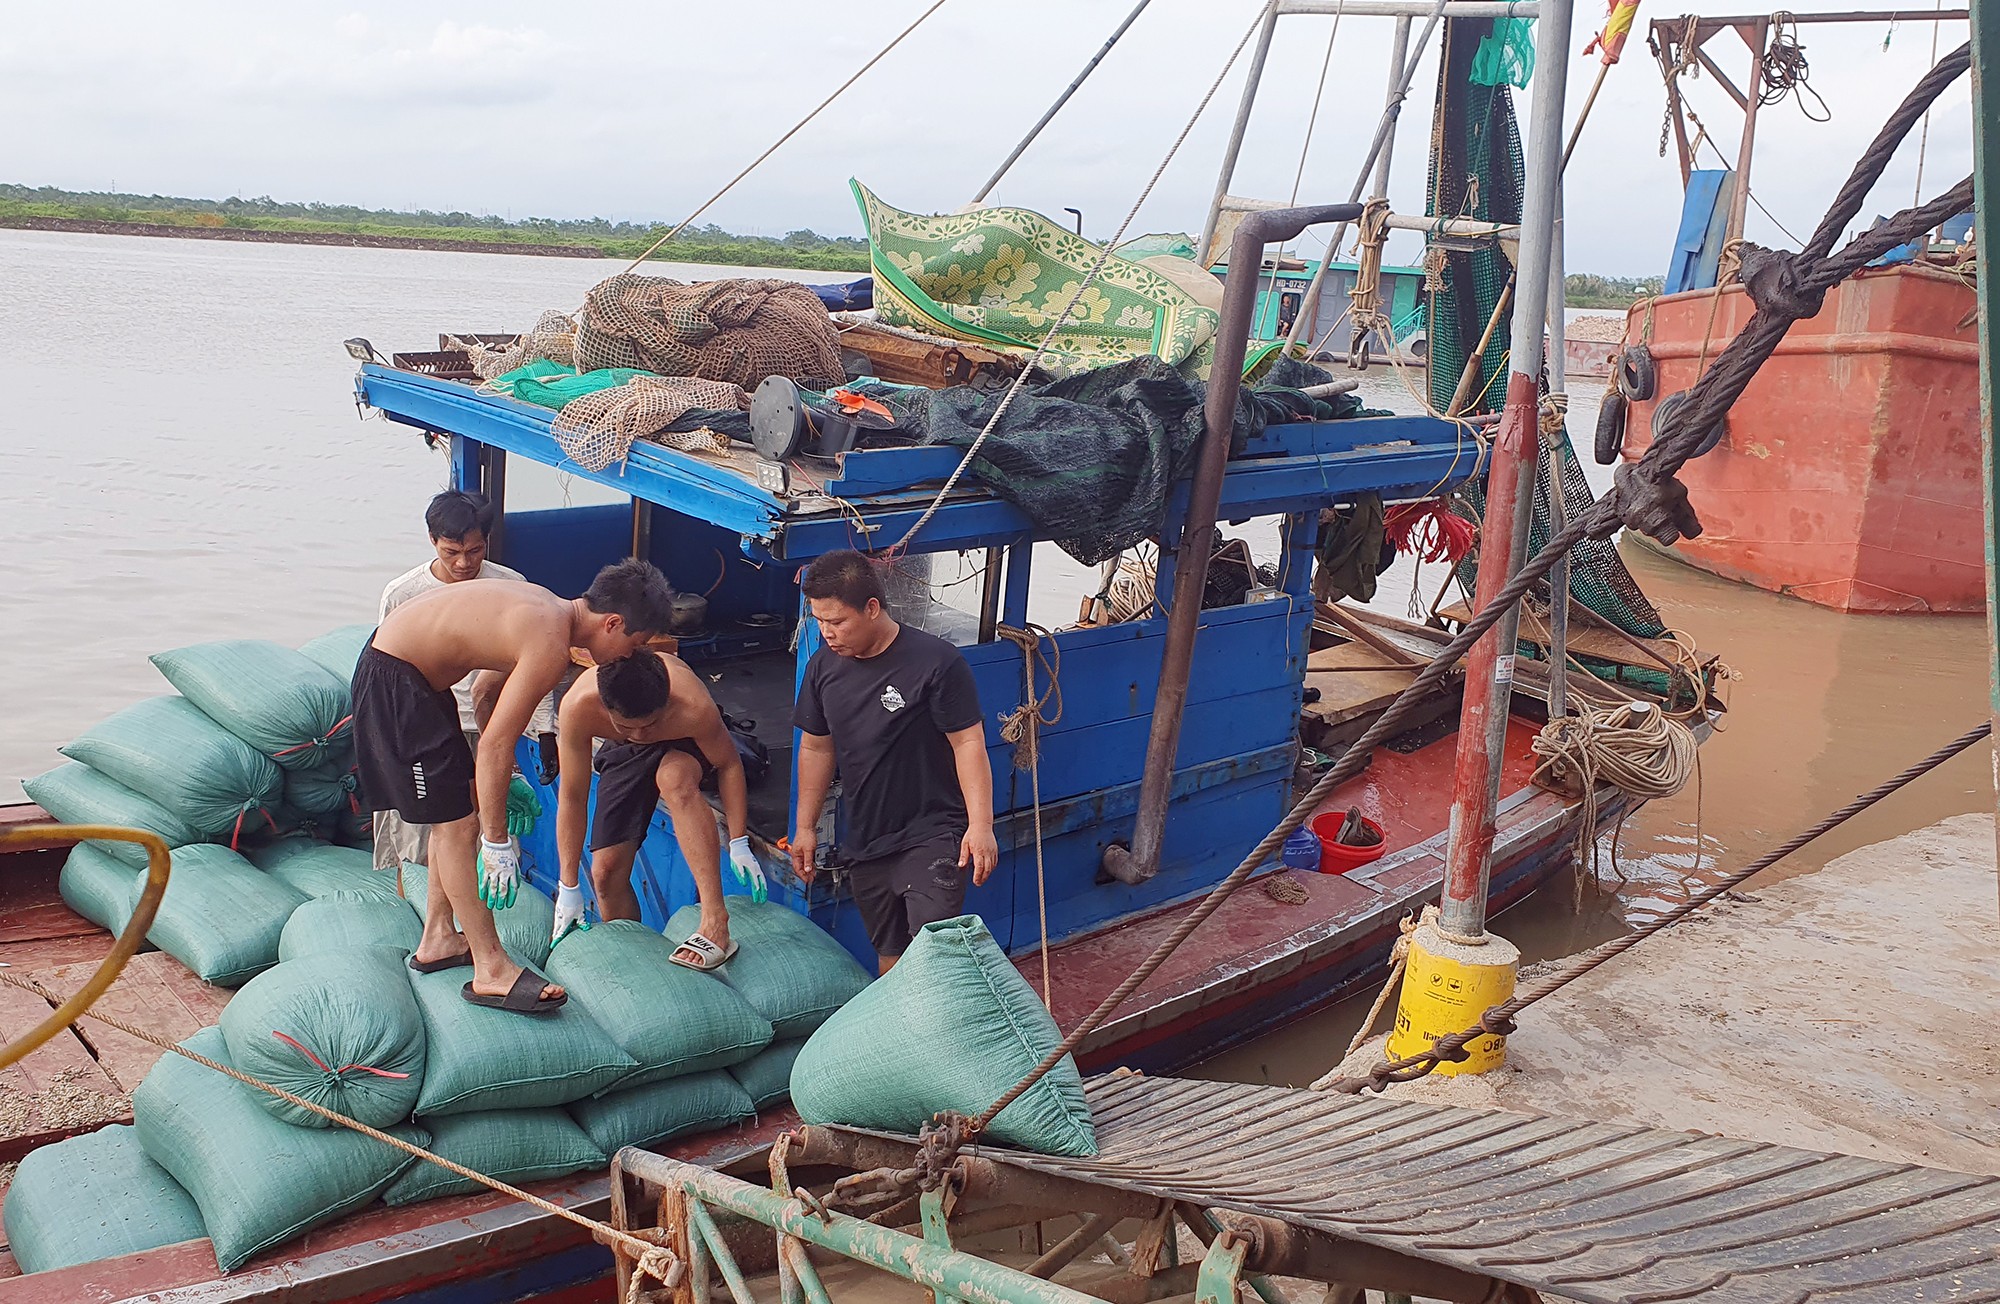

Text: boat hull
xmin=1619 ymin=264 xmax=1982 ymax=613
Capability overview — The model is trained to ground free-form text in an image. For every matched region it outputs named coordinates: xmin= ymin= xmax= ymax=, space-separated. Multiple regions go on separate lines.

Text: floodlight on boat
xmin=343 ymin=337 xmax=384 ymax=364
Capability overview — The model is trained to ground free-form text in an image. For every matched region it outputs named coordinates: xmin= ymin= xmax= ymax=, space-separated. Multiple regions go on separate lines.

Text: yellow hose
xmin=0 ymin=824 xmax=170 ymax=1070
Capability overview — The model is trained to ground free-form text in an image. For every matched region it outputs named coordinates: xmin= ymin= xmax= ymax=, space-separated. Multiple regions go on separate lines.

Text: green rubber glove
xmin=505 ymin=774 xmax=542 ymax=838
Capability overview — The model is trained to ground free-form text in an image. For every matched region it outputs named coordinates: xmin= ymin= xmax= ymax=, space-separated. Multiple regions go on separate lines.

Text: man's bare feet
xmin=410 ymin=931 xmax=472 ymax=971
xmin=468 ymin=961 xmax=564 ymax=1004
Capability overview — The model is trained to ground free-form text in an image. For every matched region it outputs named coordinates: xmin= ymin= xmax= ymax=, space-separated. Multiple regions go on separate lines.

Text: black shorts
xmin=848 ymin=831 xmax=966 ymax=957
xmin=351 ymin=642 xmax=475 ymax=825
xmin=588 ymin=739 xmax=716 ymax=853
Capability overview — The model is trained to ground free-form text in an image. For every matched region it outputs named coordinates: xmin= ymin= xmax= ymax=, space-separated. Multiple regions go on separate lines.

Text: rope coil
xmin=1530 ymin=702 xmax=1698 ymax=906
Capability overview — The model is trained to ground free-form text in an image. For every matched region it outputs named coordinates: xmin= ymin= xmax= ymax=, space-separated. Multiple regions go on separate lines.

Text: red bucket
xmin=1310 ymin=812 xmax=1387 ymax=873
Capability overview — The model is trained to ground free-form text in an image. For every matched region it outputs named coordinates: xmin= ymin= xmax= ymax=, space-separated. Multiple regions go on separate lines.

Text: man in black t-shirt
xmin=790 ymin=550 xmax=997 ymax=973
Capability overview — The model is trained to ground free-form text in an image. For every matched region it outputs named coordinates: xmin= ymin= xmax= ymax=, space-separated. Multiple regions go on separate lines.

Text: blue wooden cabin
xmin=356 ymin=365 xmax=1470 ymax=969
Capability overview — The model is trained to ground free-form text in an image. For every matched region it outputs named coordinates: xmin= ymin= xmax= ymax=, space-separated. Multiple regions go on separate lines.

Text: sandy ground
xmin=1328 ymin=813 xmax=2000 ymax=1176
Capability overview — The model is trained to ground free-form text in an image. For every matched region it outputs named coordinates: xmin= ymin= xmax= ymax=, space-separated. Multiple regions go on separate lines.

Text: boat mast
xmin=1973 ymin=1 xmax=2000 ymax=901
xmin=1438 ymin=0 xmax=1575 ymax=940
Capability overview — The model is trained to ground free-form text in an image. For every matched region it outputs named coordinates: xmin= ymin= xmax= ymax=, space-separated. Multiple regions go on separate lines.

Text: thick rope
xmin=1318 ymin=720 xmax=1992 ymax=1092
xmin=885 ymin=7 xmax=1268 ymax=553
xmin=1530 ymin=702 xmax=1698 ymax=907
xmin=618 ymin=0 xmax=951 ymax=273
xmin=998 ymin=623 xmax=1062 ymax=1009
xmin=0 ymin=970 xmax=676 ymax=1273
xmin=966 ymin=44 xmax=1977 ymax=1138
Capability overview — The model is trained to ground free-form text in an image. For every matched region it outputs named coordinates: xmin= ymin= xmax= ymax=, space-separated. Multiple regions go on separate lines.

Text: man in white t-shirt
xmin=374 ymin=490 xmax=554 ymax=869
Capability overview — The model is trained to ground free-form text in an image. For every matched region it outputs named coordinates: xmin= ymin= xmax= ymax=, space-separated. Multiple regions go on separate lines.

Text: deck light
xmin=343 ymin=337 xmax=384 ymax=364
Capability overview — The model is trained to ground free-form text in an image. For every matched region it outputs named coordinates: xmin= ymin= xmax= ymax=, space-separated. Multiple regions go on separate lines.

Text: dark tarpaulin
xmin=874 ymin=356 xmax=1364 ymax=566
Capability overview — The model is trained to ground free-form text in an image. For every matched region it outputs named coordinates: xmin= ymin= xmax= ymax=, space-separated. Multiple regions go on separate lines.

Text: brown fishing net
xmin=551 ymin=375 xmax=748 ymax=472
xmin=451 ymin=311 xmax=577 ymax=381
xmin=574 ymin=275 xmax=844 ymax=388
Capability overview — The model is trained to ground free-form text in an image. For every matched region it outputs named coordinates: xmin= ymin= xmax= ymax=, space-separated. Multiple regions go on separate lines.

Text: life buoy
xmin=1616 ymin=343 xmax=1657 ymax=401
xmin=1594 ymin=389 xmax=1628 ymax=464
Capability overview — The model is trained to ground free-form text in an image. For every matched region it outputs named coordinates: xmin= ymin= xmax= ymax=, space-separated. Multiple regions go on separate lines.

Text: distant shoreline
xmin=0 ymin=215 xmax=610 ymax=258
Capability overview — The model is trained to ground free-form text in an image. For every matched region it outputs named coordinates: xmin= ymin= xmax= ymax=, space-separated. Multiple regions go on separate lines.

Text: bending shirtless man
xmin=352 ymin=558 xmax=674 ymax=1014
xmin=550 ymin=651 xmax=767 ymax=969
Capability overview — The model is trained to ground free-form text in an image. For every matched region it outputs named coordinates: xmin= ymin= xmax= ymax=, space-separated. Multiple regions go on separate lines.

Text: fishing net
xmin=550 ymin=375 xmax=747 ymax=472
xmin=573 ymin=274 xmax=845 ymax=390
xmin=1426 ymin=18 xmax=1665 ymax=639
xmin=1471 ymin=17 xmax=1538 ymax=89
xmin=451 ymin=311 xmax=576 ymax=382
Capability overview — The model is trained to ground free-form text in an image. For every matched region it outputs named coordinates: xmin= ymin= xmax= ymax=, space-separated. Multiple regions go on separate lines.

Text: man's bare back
xmin=372 ymin=578 xmax=576 ymax=693
xmin=566 ymin=652 xmax=729 ymax=749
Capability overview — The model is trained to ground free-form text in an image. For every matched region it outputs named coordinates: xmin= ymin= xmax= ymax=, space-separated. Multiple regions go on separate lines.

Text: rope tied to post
xmin=1530 ymin=701 xmax=1698 ymax=906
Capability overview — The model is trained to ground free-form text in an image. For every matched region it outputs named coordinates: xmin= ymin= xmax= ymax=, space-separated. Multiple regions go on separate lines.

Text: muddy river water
xmin=3 ymin=230 xmax=1990 ymax=1087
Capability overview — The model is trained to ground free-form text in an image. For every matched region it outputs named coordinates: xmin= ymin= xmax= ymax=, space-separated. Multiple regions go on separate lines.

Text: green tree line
xmin=1565 ymin=272 xmax=1664 ymax=309
xmin=0 ymin=184 xmax=872 ymax=271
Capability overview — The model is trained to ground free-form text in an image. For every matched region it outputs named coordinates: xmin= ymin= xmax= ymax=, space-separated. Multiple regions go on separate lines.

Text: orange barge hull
xmin=1620 ymin=263 xmax=1982 ymax=613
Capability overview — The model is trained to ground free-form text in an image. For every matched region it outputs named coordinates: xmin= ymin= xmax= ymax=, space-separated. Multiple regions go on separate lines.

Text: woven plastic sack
xmin=59 ymin=844 xmax=141 ymax=935
xmin=134 ymin=1027 xmax=425 ymax=1272
xmin=133 ymin=844 xmax=306 ymax=986
xmin=23 ymin=762 xmax=199 ymax=869
xmin=279 ymin=892 xmax=423 ymax=962
xmin=220 ymin=947 xmax=427 ymax=1128
xmin=384 ymin=1109 xmax=607 ymax=1205
xmin=283 ymin=757 xmax=362 ymax=818
xmin=250 ymin=841 xmax=401 ymax=904
xmin=791 ymin=915 xmax=1096 ymax=1157
xmin=62 ymin=696 xmax=284 ymax=840
xmin=151 ymin=640 xmax=353 ymax=771
xmin=408 ymin=964 xmax=637 ymax=1116
xmin=297 ymin=624 xmax=374 ymax=684
xmin=2 ymin=1124 xmax=207 ymax=1274
xmin=400 ymin=861 xmax=555 ymax=968
xmin=545 ymin=920 xmax=772 ymax=1087
xmin=666 ymin=898 xmax=871 ymax=1039
xmin=567 ymin=1070 xmax=755 ymax=1155
xmin=728 ymin=1038 xmax=805 ymax=1110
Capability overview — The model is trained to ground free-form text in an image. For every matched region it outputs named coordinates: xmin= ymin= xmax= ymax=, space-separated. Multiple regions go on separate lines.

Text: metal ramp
xmin=924 ymin=1074 xmax=2000 ymax=1303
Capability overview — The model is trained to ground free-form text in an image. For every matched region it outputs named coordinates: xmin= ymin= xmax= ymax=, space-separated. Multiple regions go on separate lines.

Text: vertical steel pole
xmin=1971 ymin=1 xmax=2000 ymax=913
xmin=970 ymin=0 xmax=1154 ymax=205
xmin=1438 ymin=0 xmax=1573 ymax=941
xmin=1724 ymin=21 xmax=1768 ymax=246
xmin=1198 ymin=1 xmax=1283 ymax=264
xmin=1544 ymin=185 xmax=1571 ymax=719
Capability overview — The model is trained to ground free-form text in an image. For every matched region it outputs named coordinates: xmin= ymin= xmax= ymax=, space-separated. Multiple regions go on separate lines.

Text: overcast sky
xmin=0 ymin=1 xmax=1973 ymax=278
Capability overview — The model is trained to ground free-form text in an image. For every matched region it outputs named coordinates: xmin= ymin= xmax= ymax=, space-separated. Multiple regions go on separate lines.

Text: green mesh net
xmin=1470 ymin=17 xmax=1537 ymax=89
xmin=1427 ymin=18 xmax=1666 ymax=640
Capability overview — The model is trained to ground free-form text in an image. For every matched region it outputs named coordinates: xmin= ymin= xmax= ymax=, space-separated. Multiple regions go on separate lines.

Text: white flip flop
xmin=670 ymin=931 xmax=739 ymax=972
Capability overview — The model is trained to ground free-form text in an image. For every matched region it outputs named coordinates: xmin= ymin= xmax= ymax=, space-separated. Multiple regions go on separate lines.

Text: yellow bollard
xmin=1385 ymin=918 xmax=1520 ymax=1076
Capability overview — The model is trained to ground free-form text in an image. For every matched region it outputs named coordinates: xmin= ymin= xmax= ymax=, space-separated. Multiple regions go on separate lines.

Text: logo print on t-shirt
xmin=880 ymin=685 xmax=906 ymax=713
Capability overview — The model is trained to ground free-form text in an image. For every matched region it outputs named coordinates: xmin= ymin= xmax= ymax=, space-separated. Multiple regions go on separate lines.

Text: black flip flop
xmin=462 ymin=970 xmax=567 ymax=1015
xmin=409 ymin=950 xmax=474 ymax=974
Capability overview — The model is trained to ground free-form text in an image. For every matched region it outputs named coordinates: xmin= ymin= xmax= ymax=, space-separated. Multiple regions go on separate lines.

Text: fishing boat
xmin=1609 ymin=8 xmax=1980 ymax=614
xmin=0 ymin=1 xmax=1726 ymax=1298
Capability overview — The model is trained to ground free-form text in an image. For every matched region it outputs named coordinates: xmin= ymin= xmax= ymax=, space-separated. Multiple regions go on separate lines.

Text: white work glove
xmin=728 ymin=836 xmax=768 ymax=904
xmin=477 ymin=837 xmax=520 ymax=909
xmin=552 ymin=881 xmax=589 ymax=945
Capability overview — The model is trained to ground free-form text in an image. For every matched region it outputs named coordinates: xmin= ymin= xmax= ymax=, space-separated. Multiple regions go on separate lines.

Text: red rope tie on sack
xmin=271 ymin=1030 xmax=411 ymax=1079
xmin=1385 ymin=499 xmax=1477 ymax=564
xmin=274 ymin=715 xmax=355 ymax=761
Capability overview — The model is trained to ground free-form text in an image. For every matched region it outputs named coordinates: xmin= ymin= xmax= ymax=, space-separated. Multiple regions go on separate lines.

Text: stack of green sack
xmin=21 ymin=625 xmax=378 ymax=982
xmin=2 ymin=894 xmax=873 ymax=1275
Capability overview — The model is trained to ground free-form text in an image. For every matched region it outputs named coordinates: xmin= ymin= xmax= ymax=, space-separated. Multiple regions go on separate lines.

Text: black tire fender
xmin=1594 ymin=389 xmax=1628 ymax=464
xmin=1653 ymin=389 xmax=1728 ymax=457
xmin=1616 ymin=343 xmax=1657 ymax=401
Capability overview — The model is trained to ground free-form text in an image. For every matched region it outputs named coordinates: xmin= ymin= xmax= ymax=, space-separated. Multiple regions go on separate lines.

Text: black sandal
xmin=461 ymin=969 xmax=567 ymax=1014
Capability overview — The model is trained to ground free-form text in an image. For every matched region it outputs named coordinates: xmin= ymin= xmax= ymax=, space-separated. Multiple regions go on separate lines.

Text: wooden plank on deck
xmin=35 ymin=954 xmax=226 ymax=1093
xmin=0 ymin=979 xmax=129 ymax=1154
xmin=1302 ymin=642 xmax=1420 ymax=726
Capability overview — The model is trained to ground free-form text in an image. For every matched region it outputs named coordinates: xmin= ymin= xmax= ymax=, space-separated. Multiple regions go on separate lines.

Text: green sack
xmin=491 ymin=359 xmax=653 ymax=410
xmin=251 ymin=841 xmax=402 ymax=903
xmin=545 ymin=920 xmax=772 ymax=1087
xmin=279 ymin=892 xmax=423 ymax=962
xmin=2 ymin=1124 xmax=207 ymax=1274
xmin=408 ymin=964 xmax=637 ymax=1116
xmin=23 ymin=762 xmax=199 ymax=869
xmin=151 ymin=640 xmax=353 ymax=771
xmin=728 ymin=1038 xmax=805 ymax=1110
xmin=400 ymin=861 xmax=557 ymax=968
xmin=134 ymin=1027 xmax=425 ymax=1272
xmin=133 ymin=844 xmax=307 ymax=986
xmin=62 ymin=696 xmax=284 ymax=840
xmin=282 ymin=756 xmax=362 ymax=817
xmin=219 ymin=947 xmax=427 ymax=1128
xmin=667 ymin=897 xmax=871 ymax=1039
xmin=567 ymin=1070 xmax=755 ymax=1155
xmin=60 ymin=844 xmax=141 ymax=935
xmin=791 ymin=915 xmax=1097 ymax=1157
xmin=298 ymin=624 xmax=375 ymax=683
xmin=384 ymin=1108 xmax=607 ymax=1205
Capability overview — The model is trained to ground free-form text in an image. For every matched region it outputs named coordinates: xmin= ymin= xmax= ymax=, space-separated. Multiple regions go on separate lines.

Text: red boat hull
xmin=1620 ymin=264 xmax=1982 ymax=613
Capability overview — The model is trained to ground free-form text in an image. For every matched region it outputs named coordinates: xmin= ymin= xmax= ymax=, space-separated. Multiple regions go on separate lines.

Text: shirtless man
xmin=550 ymin=651 xmax=767 ymax=969
xmin=351 ymin=558 xmax=674 ymax=1014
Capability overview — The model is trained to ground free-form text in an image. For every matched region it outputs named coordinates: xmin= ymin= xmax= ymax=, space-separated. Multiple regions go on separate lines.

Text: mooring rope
xmin=1530 ymin=702 xmax=1699 ymax=907
xmin=0 ymin=968 xmax=679 ymax=1280
xmin=997 ymin=622 xmax=1063 ymax=1010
